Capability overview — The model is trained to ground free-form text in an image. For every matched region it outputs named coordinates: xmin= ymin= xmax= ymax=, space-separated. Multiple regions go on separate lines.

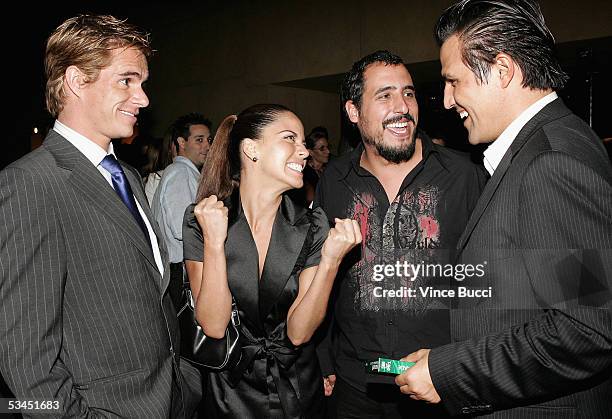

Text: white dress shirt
xmin=483 ymin=92 xmax=558 ymax=176
xmin=53 ymin=120 xmax=164 ymax=275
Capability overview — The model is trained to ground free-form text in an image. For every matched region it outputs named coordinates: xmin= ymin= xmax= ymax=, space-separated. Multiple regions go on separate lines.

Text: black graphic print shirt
xmin=314 ymin=133 xmax=486 ymax=391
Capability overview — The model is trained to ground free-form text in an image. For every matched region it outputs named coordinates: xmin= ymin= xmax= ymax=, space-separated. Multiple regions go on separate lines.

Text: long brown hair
xmin=196 ymin=104 xmax=292 ymax=202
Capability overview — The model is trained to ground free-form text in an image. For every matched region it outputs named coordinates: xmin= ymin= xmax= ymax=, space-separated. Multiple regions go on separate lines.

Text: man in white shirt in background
xmin=152 ymin=112 xmax=212 ymax=308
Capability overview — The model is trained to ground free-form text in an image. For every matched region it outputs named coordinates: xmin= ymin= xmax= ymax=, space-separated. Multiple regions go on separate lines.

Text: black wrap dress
xmin=183 ymin=193 xmax=330 ymax=418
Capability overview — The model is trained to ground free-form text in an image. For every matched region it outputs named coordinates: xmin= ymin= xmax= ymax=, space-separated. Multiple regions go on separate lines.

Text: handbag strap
xmin=230 ymin=297 xmax=240 ymax=326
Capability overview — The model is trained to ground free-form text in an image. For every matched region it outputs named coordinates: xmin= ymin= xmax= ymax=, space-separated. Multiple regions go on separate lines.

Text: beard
xmin=359 ymin=114 xmax=417 ymax=164
xmin=365 ymin=133 xmax=416 ymax=163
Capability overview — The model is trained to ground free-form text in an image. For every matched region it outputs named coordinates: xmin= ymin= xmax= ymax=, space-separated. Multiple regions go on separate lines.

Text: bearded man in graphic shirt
xmin=314 ymin=50 xmax=486 ymax=418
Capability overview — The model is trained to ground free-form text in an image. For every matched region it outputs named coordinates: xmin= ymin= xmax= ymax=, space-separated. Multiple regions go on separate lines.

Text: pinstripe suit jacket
xmin=428 ymin=99 xmax=612 ymax=418
xmin=0 ymin=131 xmax=201 ymax=418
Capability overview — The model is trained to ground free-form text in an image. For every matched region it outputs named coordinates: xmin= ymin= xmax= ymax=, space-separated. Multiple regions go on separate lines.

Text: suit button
xmin=387 ymin=320 xmax=394 ymax=325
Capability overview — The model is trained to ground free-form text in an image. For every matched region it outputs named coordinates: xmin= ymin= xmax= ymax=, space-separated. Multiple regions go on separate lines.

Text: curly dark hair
xmin=341 ymin=50 xmax=405 ymax=116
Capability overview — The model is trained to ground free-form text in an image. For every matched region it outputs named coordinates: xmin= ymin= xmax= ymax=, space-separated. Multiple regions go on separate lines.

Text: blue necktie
xmin=100 ymin=154 xmax=150 ymax=243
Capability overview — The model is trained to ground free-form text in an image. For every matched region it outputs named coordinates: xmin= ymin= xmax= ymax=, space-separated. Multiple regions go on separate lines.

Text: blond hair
xmin=45 ymin=14 xmax=152 ymax=117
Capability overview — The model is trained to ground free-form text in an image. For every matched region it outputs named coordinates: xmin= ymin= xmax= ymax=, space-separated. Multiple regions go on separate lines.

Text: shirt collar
xmin=346 ymin=142 xmax=366 ymax=178
xmin=483 ymin=92 xmax=557 ymax=176
xmin=53 ymin=120 xmax=115 ymax=166
xmin=227 ymin=189 xmax=308 ymax=227
xmin=174 ymin=156 xmax=200 ymax=173
xmin=419 ymin=131 xmax=446 ymax=169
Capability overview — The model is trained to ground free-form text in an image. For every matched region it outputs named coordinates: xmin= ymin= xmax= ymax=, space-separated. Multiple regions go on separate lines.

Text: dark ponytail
xmin=196 ymin=115 xmax=237 ymax=202
xmin=195 ymin=103 xmax=293 ymax=203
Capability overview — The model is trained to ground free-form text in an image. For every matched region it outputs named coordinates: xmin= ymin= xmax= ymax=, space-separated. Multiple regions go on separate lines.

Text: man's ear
xmin=242 ymin=138 xmax=259 ymax=162
xmin=345 ymin=101 xmax=360 ymax=124
xmin=65 ymin=65 xmax=88 ymax=97
xmin=494 ymin=53 xmax=515 ymax=89
xmin=176 ymin=137 xmax=186 ymax=151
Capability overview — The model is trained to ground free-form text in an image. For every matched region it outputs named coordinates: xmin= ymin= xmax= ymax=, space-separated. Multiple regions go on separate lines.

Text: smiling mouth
xmin=382 ymin=113 xmax=415 ymax=134
xmin=287 ymin=162 xmax=304 ymax=173
xmin=119 ymin=110 xmax=136 ymax=118
xmin=383 ymin=120 xmax=413 ymax=137
xmin=385 ymin=121 xmax=409 ymax=129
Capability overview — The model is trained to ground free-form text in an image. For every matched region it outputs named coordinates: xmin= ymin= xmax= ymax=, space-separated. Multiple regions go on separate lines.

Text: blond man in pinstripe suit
xmin=0 ymin=15 xmax=201 ymax=418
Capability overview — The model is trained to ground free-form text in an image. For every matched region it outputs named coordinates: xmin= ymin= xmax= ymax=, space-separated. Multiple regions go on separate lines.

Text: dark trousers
xmin=328 ymin=376 xmax=449 ymax=419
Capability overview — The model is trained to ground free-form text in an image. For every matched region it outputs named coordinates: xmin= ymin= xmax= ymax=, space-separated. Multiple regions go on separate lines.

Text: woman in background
xmin=144 ymin=133 xmax=176 ymax=204
xmin=303 ymin=128 xmax=331 ymax=205
xmin=182 ymin=104 xmax=360 ymax=418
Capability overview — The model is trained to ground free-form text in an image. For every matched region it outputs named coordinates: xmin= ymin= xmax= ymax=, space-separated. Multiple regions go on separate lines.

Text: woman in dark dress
xmin=182 ymin=104 xmax=361 ymax=418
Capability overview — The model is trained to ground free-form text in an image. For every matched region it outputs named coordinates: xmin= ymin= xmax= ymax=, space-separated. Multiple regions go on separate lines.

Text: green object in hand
xmin=365 ymin=358 xmax=416 ymax=375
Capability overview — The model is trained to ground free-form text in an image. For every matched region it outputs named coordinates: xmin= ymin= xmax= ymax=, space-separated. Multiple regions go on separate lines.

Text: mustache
xmin=382 ymin=113 xmax=415 ymax=128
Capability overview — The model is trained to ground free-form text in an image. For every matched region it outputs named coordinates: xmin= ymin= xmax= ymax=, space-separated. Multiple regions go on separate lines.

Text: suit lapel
xmin=45 ymin=132 xmax=158 ymax=270
xmin=225 ymin=212 xmax=262 ymax=329
xmin=122 ymin=164 xmax=167 ymax=264
xmin=457 ymin=148 xmax=513 ymax=250
xmin=259 ymin=196 xmax=310 ymax=321
xmin=122 ymin=164 xmax=169 ymax=291
xmin=457 ymin=98 xmax=571 ymax=252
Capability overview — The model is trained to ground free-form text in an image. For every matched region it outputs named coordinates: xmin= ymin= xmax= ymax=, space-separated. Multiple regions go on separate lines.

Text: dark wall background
xmin=4 ymin=0 xmax=612 ymax=169
xmin=1 ymin=0 xmax=611 ymax=407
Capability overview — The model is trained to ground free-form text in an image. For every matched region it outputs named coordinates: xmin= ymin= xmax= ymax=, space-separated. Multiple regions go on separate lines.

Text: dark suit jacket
xmin=0 ymin=131 xmax=201 ymax=418
xmin=428 ymin=99 xmax=612 ymax=418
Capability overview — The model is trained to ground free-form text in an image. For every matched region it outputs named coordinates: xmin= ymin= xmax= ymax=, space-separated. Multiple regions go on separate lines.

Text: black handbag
xmin=177 ymin=285 xmax=242 ymax=370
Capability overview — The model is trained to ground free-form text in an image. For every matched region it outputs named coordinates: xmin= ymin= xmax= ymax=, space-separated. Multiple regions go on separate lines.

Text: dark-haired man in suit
xmin=0 ymin=15 xmax=201 ymax=418
xmin=395 ymin=1 xmax=612 ymax=417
